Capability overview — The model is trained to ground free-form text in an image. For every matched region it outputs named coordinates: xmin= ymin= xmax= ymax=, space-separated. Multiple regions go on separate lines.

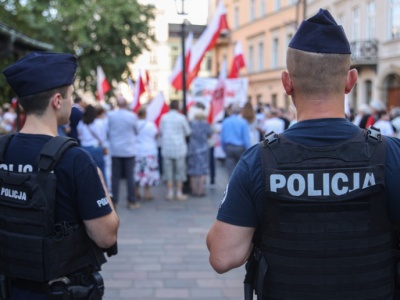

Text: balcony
xmin=350 ymin=39 xmax=378 ymax=67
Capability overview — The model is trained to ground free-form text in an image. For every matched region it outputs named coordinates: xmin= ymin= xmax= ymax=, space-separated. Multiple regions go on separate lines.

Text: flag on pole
xmin=97 ymin=66 xmax=111 ymax=101
xmin=208 ymin=59 xmax=227 ymax=124
xmin=146 ymin=92 xmax=169 ymax=128
xmin=169 ymin=31 xmax=193 ymax=90
xmin=187 ymin=0 xmax=229 ymax=88
xmin=132 ymin=70 xmax=145 ymax=113
xmin=228 ymin=40 xmax=246 ymax=78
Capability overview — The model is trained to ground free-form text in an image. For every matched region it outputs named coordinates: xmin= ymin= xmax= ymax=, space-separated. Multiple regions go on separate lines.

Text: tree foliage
xmin=0 ymin=0 xmax=155 ymax=102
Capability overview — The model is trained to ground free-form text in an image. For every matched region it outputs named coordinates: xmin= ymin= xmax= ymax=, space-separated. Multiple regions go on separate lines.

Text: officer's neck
xmin=19 ymin=114 xmax=57 ymax=137
xmin=295 ymin=96 xmax=345 ymax=122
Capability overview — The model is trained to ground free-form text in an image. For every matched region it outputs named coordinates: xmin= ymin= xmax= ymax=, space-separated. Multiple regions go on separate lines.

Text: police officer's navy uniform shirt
xmin=217 ymin=118 xmax=400 ymax=226
xmin=0 ymin=133 xmax=112 ymax=222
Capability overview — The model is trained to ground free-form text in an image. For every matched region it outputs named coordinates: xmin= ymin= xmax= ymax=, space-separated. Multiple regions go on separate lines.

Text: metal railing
xmin=350 ymin=39 xmax=378 ymax=64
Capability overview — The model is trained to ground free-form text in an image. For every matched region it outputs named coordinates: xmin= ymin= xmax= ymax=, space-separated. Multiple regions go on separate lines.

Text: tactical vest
xmin=0 ymin=135 xmax=106 ymax=282
xmin=253 ymin=128 xmax=399 ymax=300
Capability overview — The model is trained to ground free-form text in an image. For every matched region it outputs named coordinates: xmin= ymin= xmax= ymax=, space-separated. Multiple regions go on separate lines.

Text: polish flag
xmin=132 ymin=70 xmax=145 ymax=113
xmin=208 ymin=59 xmax=227 ymax=124
xmin=228 ymin=41 xmax=246 ymax=78
xmin=187 ymin=0 xmax=229 ymax=88
xmin=169 ymin=32 xmax=193 ymax=90
xmin=96 ymin=66 xmax=111 ymax=100
xmin=146 ymin=92 xmax=169 ymax=128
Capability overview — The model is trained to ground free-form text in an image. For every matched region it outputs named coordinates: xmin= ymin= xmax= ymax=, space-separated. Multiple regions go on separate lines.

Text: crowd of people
xmin=3 ymin=80 xmax=400 ymax=211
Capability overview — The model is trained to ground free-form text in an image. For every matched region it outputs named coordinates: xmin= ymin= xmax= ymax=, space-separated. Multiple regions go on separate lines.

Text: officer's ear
xmin=50 ymin=92 xmax=63 ymax=110
xmin=345 ymin=69 xmax=358 ymax=94
xmin=281 ymin=71 xmax=293 ymax=96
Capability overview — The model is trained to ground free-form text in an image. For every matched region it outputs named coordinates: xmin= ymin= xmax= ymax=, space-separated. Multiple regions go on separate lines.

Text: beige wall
xmin=210 ymin=0 xmax=400 ymax=111
xmin=308 ymin=0 xmax=400 ymax=111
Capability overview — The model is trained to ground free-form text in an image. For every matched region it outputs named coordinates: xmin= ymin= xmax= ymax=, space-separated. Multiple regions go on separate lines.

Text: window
xmin=200 ymin=54 xmax=212 ymax=72
xmin=234 ymin=5 xmax=239 ymax=28
xmin=366 ymin=1 xmax=376 ymax=39
xmin=285 ymin=94 xmax=290 ymax=110
xmin=261 ymin=0 xmax=266 ymax=16
xmin=206 ymin=56 xmax=212 ymax=72
xmin=274 ymin=0 xmax=281 ymax=11
xmin=248 ymin=45 xmax=254 ymax=73
xmin=271 ymin=37 xmax=279 ymax=68
xmin=390 ymin=0 xmax=400 ymax=39
xmin=286 ymin=33 xmax=293 ymax=49
xmin=271 ymin=94 xmax=278 ymax=107
xmin=171 ymin=55 xmax=178 ymax=69
xmin=337 ymin=13 xmax=344 ymax=26
xmin=351 ymin=6 xmax=360 ymax=40
xmin=365 ymin=80 xmax=373 ymax=104
xmin=250 ymin=0 xmax=255 ymax=21
xmin=258 ymin=42 xmax=264 ymax=71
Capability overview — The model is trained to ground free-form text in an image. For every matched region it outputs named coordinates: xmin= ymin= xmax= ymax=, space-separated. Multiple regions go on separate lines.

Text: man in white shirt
xmin=262 ymin=108 xmax=286 ymax=135
xmin=160 ymin=100 xmax=191 ymax=201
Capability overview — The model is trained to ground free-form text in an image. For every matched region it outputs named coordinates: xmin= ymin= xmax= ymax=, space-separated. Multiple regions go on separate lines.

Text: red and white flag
xmin=169 ymin=31 xmax=193 ymax=90
xmin=208 ymin=59 xmax=227 ymax=124
xmin=132 ymin=70 xmax=145 ymax=113
xmin=96 ymin=66 xmax=111 ymax=101
xmin=228 ymin=40 xmax=246 ymax=78
xmin=146 ymin=92 xmax=169 ymax=128
xmin=187 ymin=0 xmax=229 ymax=88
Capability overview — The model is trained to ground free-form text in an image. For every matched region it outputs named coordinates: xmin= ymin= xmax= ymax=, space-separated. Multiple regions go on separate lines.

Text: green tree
xmin=0 ymin=0 xmax=155 ymax=102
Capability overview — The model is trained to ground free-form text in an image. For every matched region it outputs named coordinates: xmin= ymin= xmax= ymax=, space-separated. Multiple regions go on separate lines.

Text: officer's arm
xmin=84 ymin=167 xmax=119 ymax=249
xmin=84 ymin=213 xmax=118 ymax=249
xmin=206 ymin=220 xmax=254 ymax=274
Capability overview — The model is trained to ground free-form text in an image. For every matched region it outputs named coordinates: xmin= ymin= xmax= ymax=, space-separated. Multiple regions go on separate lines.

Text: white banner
xmin=191 ymin=77 xmax=248 ymax=108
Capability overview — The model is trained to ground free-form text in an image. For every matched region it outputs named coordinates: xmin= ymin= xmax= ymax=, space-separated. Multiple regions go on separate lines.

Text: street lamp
xmin=174 ymin=0 xmax=188 ymax=115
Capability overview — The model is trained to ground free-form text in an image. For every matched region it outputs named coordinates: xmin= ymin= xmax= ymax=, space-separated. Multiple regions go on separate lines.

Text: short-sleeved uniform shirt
xmin=0 ymin=133 xmax=112 ymax=222
xmin=217 ymin=118 xmax=400 ymax=226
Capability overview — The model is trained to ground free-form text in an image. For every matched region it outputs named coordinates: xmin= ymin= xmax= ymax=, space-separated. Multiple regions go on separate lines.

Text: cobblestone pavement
xmin=101 ymin=162 xmax=247 ymax=299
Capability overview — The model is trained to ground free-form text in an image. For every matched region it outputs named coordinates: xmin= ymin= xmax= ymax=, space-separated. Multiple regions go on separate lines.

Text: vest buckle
xmin=264 ymin=132 xmax=278 ymax=146
xmin=367 ymin=126 xmax=382 ymax=142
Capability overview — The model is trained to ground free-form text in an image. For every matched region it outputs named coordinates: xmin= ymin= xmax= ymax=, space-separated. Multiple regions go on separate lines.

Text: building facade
xmin=307 ymin=0 xmax=400 ymax=111
xmin=210 ymin=0 xmax=400 ymax=112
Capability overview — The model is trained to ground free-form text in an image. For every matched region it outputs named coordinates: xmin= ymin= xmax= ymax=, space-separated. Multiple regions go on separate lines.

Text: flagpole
xmin=175 ymin=0 xmax=188 ymax=115
xmin=181 ymin=20 xmax=187 ymax=115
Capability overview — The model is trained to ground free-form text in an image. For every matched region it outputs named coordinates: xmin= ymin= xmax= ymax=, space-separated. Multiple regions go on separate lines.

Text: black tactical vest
xmin=254 ymin=128 xmax=398 ymax=300
xmin=0 ymin=135 xmax=106 ymax=282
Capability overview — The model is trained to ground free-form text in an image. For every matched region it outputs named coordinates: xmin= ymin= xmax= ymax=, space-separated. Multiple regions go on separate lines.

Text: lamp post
xmin=175 ymin=0 xmax=188 ymax=115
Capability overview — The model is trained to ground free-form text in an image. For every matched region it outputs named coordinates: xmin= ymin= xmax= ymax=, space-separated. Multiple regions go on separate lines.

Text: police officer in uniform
xmin=207 ymin=9 xmax=400 ymax=299
xmin=1 ymin=52 xmax=119 ymax=299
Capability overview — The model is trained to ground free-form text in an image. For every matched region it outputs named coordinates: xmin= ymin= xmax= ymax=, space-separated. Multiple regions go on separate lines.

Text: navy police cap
xmin=3 ymin=52 xmax=77 ymax=97
xmin=289 ymin=9 xmax=351 ymax=54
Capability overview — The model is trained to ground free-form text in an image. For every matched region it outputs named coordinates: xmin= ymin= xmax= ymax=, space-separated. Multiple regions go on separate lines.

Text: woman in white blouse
xmin=77 ymin=104 xmax=108 ymax=176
